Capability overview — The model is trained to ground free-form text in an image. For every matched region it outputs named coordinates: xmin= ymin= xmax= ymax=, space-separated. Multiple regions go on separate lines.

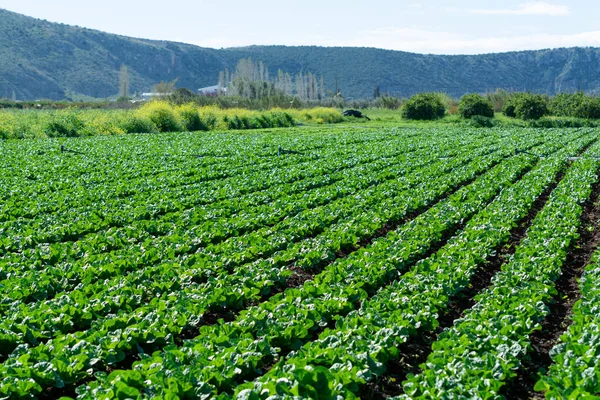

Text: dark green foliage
xmin=502 ymin=93 xmax=526 ymax=118
xmin=459 ymin=93 xmax=494 ymax=119
xmin=43 ymin=112 xmax=84 ymax=137
xmin=401 ymin=93 xmax=446 ymax=120
xmin=514 ymin=94 xmax=548 ymax=120
xmin=144 ymin=104 xmax=180 ymax=132
xmin=224 ymin=111 xmax=295 ymax=130
xmin=271 ymin=111 xmax=296 ymax=127
xmin=527 ymin=117 xmax=600 ymax=128
xmin=575 ymin=97 xmax=600 ymax=119
xmin=504 ymin=93 xmax=548 ymax=120
xmin=119 ymin=115 xmax=157 ymax=134
xmin=201 ymin=113 xmax=217 ymax=130
xmin=550 ymin=92 xmax=600 ymax=119
xmin=177 ymin=105 xmax=206 ymax=131
xmin=550 ymin=92 xmax=583 ymax=116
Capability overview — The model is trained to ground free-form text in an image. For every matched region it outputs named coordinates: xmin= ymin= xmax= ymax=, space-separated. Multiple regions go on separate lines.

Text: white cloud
xmin=293 ymin=27 xmax=600 ymax=55
xmin=191 ymin=25 xmax=600 ymax=55
xmin=470 ymin=2 xmax=569 ymax=16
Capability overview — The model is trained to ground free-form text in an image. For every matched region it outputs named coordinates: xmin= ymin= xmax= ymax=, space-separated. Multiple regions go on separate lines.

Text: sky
xmin=1 ymin=0 xmax=599 ymax=54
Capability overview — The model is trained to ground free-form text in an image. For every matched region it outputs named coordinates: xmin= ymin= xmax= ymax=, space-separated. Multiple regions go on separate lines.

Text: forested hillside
xmin=1 ymin=8 xmax=600 ymax=100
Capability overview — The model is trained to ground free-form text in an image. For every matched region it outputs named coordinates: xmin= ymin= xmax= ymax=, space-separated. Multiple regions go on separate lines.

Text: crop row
xmin=0 ymin=131 xmax=410 ymax=222
xmin=1 ymin=135 xmax=425 ymax=250
xmin=0 ymin=129 xmax=482 ymax=270
xmin=69 ymin=143 xmax=557 ymax=399
xmin=225 ymin=135 xmax=596 ymax=399
xmin=535 ymin=250 xmax=600 ymax=398
xmin=0 ymin=135 xmax=547 ymax=398
xmin=400 ymin=142 xmax=600 ymax=398
xmin=0 ymin=130 xmax=418 ymax=214
xmin=0 ymin=136 xmax=512 ymax=357
xmin=0 ymin=136 xmax=503 ymax=312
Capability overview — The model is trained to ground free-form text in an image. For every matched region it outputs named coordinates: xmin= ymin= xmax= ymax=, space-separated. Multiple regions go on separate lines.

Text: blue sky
xmin=1 ymin=1 xmax=599 ymax=54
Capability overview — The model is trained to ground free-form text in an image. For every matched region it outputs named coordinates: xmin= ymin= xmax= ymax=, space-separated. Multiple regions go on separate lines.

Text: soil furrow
xmin=501 ymin=172 xmax=600 ymax=400
xmin=361 ymin=166 xmax=565 ymax=399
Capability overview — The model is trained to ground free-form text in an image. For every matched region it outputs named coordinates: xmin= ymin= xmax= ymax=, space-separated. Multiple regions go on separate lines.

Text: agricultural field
xmin=2 ymin=125 xmax=600 ymax=399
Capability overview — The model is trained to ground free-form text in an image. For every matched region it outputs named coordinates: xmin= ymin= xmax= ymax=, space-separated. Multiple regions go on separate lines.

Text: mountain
xmin=2 ymin=8 xmax=600 ymax=101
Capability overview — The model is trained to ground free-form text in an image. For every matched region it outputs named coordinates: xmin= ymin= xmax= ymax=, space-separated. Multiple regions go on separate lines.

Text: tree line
xmin=218 ymin=58 xmax=326 ymax=101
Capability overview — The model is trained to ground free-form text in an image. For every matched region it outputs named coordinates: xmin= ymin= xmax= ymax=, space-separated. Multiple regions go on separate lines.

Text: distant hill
xmin=2 ymin=8 xmax=600 ymax=101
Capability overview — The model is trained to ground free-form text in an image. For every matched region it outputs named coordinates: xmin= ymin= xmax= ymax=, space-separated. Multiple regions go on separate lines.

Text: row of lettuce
xmin=236 ymin=124 xmax=595 ymax=399
xmin=400 ymin=141 xmax=600 ymax=398
xmin=0 ymin=133 xmax=426 ymax=253
xmin=0 ymin=103 xmax=343 ymax=139
xmin=75 ymin=131 xmax=584 ymax=398
xmin=536 ymin=250 xmax=600 ymax=398
xmin=2 ymin=129 xmax=600 ymax=398
xmin=0 ymin=129 xmax=547 ymax=397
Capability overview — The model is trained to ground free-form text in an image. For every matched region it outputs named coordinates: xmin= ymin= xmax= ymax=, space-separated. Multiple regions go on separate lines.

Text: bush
xmin=502 ymin=93 xmax=527 ymax=118
xmin=458 ymin=93 xmax=494 ymax=119
xmin=0 ymin=113 xmax=15 ymax=139
xmin=527 ymin=117 xmax=600 ymax=128
xmin=119 ymin=114 xmax=157 ymax=134
xmin=176 ymin=103 xmax=207 ymax=131
xmin=169 ymin=88 xmax=198 ymax=105
xmin=504 ymin=93 xmax=548 ymax=120
xmin=514 ymin=94 xmax=548 ymax=120
xmin=550 ymin=93 xmax=600 ymax=119
xmin=43 ymin=111 xmax=84 ymax=137
xmin=137 ymin=101 xmax=181 ymax=132
xmin=267 ymin=111 xmax=295 ymax=127
xmin=296 ymin=108 xmax=343 ymax=124
xmin=459 ymin=93 xmax=494 ymax=119
xmin=401 ymin=93 xmax=446 ymax=120
xmin=575 ymin=97 xmax=600 ymax=119
xmin=550 ymin=92 xmax=582 ymax=117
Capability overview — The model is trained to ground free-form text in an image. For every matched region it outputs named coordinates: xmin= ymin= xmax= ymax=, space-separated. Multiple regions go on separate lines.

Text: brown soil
xmin=502 ymin=175 xmax=600 ymax=400
xmin=363 ymin=165 xmax=564 ymax=398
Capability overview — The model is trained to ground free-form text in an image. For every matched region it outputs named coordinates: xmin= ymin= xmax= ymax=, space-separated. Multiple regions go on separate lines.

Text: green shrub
xmin=459 ymin=93 xmax=494 ymax=119
xmin=120 ymin=114 xmax=157 ymax=134
xmin=502 ymin=93 xmax=527 ymax=118
xmin=514 ymin=93 xmax=548 ymax=120
xmin=250 ymin=115 xmax=268 ymax=129
xmin=168 ymin=88 xmax=198 ymax=105
xmin=43 ymin=111 xmax=84 ymax=137
xmin=225 ymin=115 xmax=249 ymax=130
xmin=401 ymin=93 xmax=446 ymax=120
xmin=138 ymin=101 xmax=181 ymax=132
xmin=269 ymin=111 xmax=295 ymax=127
xmin=297 ymin=108 xmax=342 ymax=124
xmin=550 ymin=93 xmax=600 ymax=119
xmin=200 ymin=113 xmax=217 ymax=130
xmin=575 ymin=97 xmax=600 ymax=119
xmin=0 ymin=113 xmax=14 ymax=139
xmin=504 ymin=93 xmax=548 ymax=120
xmin=177 ymin=104 xmax=206 ymax=131
xmin=550 ymin=92 xmax=583 ymax=117
xmin=527 ymin=117 xmax=599 ymax=128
